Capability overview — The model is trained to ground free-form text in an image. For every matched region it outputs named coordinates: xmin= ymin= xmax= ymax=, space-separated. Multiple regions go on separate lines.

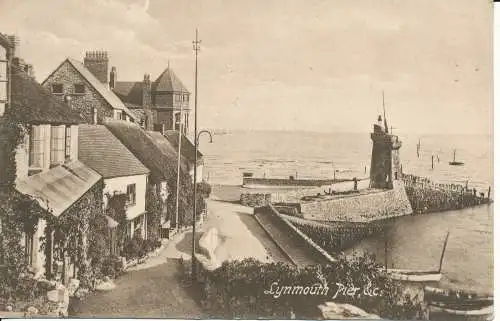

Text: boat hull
xmin=386 ymin=269 xmax=442 ymax=282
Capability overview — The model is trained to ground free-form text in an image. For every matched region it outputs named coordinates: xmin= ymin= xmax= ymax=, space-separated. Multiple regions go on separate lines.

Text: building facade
xmin=42 ymin=52 xmax=139 ymax=125
xmin=0 ymin=47 xmax=103 ymax=281
xmin=78 ymin=124 xmax=150 ymax=239
xmin=111 ymin=66 xmax=190 ymax=135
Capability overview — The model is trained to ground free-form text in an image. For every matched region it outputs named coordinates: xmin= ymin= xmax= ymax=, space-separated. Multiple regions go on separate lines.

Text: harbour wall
xmin=402 ymin=174 xmax=492 ymax=214
xmin=300 ymin=181 xmax=413 ymax=222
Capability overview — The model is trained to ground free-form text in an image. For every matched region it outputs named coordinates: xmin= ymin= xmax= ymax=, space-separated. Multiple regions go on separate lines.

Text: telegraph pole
xmin=191 ymin=29 xmax=201 ymax=281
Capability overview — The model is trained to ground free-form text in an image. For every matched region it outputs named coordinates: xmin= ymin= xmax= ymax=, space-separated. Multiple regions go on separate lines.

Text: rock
xmin=67 ymin=278 xmax=80 ymax=296
xmin=95 ymin=279 xmax=116 ymax=291
xmin=26 ymin=306 xmax=38 ymax=316
xmin=5 ymin=305 xmax=12 ymax=312
xmin=47 ymin=289 xmax=59 ymax=302
xmin=318 ymin=302 xmax=380 ymax=320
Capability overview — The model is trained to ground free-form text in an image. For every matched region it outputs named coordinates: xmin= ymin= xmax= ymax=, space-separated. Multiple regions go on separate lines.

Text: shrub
xmin=193 ymin=254 xmax=426 ymax=320
xmin=197 ymin=181 xmax=212 ymax=198
xmin=100 ymin=255 xmax=125 ymax=279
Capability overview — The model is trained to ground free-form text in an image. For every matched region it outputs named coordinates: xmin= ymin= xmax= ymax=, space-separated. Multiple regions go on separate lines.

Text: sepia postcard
xmin=0 ymin=0 xmax=495 ymax=320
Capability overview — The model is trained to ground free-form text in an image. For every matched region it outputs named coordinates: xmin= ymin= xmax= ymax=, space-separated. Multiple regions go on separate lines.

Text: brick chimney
xmin=109 ymin=66 xmax=117 ymax=89
xmin=84 ymin=51 xmax=109 ymax=84
xmin=142 ymin=73 xmax=151 ymax=107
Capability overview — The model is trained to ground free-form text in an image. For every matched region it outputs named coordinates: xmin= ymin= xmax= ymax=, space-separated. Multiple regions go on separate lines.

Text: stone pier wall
xmin=300 ymin=181 xmax=413 ymax=222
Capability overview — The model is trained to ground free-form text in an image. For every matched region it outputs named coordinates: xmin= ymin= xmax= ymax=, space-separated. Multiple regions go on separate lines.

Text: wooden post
xmin=488 ymin=186 xmax=491 ymax=200
xmin=431 ymin=155 xmax=434 ymax=170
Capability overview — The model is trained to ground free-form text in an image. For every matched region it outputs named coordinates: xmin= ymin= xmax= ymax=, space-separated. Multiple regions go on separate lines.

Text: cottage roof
xmin=113 ymin=81 xmax=143 ymax=106
xmin=163 ymin=130 xmax=203 ymax=164
xmin=52 ymin=59 xmax=139 ymax=122
xmin=152 ymin=68 xmax=189 ymax=93
xmin=148 ymin=131 xmax=190 ymax=169
xmin=10 ymin=67 xmax=82 ymax=124
xmin=104 ymin=120 xmax=186 ymax=183
xmin=15 ymin=160 xmax=101 ymax=217
xmin=78 ymin=124 xmax=150 ymax=178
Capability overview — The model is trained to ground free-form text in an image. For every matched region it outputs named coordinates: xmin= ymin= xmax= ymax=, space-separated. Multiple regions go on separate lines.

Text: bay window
xmin=29 ymin=126 xmax=44 ymax=168
xmin=0 ymin=45 xmax=7 ymax=117
xmin=50 ymin=125 xmax=65 ymax=165
xmin=65 ymin=126 xmax=71 ymax=160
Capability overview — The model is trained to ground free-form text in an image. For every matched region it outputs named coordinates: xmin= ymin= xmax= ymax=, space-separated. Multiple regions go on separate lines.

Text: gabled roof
xmin=78 ymin=124 xmax=150 ymax=178
xmin=163 ymin=130 xmax=203 ymax=165
xmin=152 ymin=68 xmax=189 ymax=93
xmin=104 ymin=120 xmax=187 ymax=183
xmin=10 ymin=66 xmax=82 ymax=124
xmin=15 ymin=160 xmax=101 ymax=217
xmin=113 ymin=81 xmax=143 ymax=106
xmin=43 ymin=59 xmax=139 ymax=122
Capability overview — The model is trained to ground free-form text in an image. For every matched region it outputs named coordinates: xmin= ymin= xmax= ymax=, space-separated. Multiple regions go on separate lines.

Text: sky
xmin=0 ymin=0 xmax=493 ymax=135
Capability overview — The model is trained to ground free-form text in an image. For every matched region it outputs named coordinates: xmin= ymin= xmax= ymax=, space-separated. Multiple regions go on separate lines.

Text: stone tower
xmin=369 ymin=115 xmax=402 ymax=189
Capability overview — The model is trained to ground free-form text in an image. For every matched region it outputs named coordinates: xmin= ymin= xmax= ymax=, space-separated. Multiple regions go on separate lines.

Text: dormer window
xmin=52 ymin=84 xmax=63 ymax=95
xmin=74 ymin=84 xmax=85 ymax=95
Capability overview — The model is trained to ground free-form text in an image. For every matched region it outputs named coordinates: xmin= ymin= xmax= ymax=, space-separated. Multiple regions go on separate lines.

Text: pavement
xmin=71 ymin=195 xmax=290 ymax=317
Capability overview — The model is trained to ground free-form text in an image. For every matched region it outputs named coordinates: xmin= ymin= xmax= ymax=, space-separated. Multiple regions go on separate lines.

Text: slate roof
xmin=10 ymin=66 xmax=83 ymax=124
xmin=103 ymin=120 xmax=186 ymax=183
xmin=152 ymin=68 xmax=189 ymax=93
xmin=113 ymin=81 xmax=143 ymax=106
xmin=164 ymin=130 xmax=203 ymax=165
xmin=15 ymin=160 xmax=101 ymax=217
xmin=78 ymin=124 xmax=150 ymax=178
xmin=148 ymin=131 xmax=190 ymax=170
xmin=44 ymin=59 xmax=139 ymax=122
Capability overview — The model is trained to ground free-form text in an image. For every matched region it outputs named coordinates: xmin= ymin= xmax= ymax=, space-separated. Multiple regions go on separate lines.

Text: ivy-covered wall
xmin=42 ymin=179 xmax=107 ymax=288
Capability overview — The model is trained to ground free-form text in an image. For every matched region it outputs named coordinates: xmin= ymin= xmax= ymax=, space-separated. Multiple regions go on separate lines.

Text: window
xmin=29 ymin=126 xmax=44 ymax=168
xmin=183 ymin=93 xmax=189 ymax=102
xmin=74 ymin=84 xmax=85 ymax=94
xmin=51 ymin=84 xmax=63 ymax=94
xmin=65 ymin=126 xmax=71 ymax=160
xmin=24 ymin=232 xmax=34 ymax=266
xmin=50 ymin=125 xmax=65 ymax=165
xmin=121 ymin=111 xmax=127 ymax=121
xmin=126 ymin=184 xmax=136 ymax=206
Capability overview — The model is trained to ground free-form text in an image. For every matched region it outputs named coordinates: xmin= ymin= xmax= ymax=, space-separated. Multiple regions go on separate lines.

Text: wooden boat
xmin=425 ymin=286 xmax=494 ymax=321
xmin=449 ymin=149 xmax=465 ymax=166
xmin=384 ymin=231 xmax=449 ymax=282
xmin=385 ymin=268 xmax=441 ymax=282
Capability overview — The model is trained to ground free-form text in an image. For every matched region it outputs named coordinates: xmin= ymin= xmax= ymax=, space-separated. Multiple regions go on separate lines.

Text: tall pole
xmin=175 ymin=90 xmax=183 ymax=232
xmin=192 ymin=29 xmax=201 ymax=281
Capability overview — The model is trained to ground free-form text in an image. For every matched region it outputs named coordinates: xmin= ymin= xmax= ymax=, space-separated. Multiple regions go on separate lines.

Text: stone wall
xmin=42 ymin=60 xmax=114 ymax=124
xmin=301 ymin=181 xmax=413 ymax=222
xmin=240 ymin=193 xmax=271 ymax=207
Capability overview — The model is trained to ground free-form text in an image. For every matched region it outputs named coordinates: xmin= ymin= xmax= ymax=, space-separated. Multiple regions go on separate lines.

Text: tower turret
xmin=369 ymin=115 xmax=402 ymax=189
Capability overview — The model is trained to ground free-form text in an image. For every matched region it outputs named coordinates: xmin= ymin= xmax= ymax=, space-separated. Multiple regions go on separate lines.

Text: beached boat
xmin=425 ymin=286 xmax=494 ymax=321
xmin=383 ymin=231 xmax=449 ymax=282
xmin=385 ymin=268 xmax=442 ymax=282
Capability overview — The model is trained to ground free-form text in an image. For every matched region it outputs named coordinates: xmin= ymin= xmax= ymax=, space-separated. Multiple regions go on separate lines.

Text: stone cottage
xmin=41 ymin=52 xmax=139 ymax=125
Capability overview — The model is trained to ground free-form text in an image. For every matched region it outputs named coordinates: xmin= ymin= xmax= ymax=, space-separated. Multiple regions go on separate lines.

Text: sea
xmin=201 ymin=130 xmax=493 ymax=293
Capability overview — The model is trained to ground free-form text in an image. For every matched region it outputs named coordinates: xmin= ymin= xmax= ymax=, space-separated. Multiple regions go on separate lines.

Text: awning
xmin=16 ymin=160 xmax=102 ymax=217
xmin=105 ymin=215 xmax=119 ymax=228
